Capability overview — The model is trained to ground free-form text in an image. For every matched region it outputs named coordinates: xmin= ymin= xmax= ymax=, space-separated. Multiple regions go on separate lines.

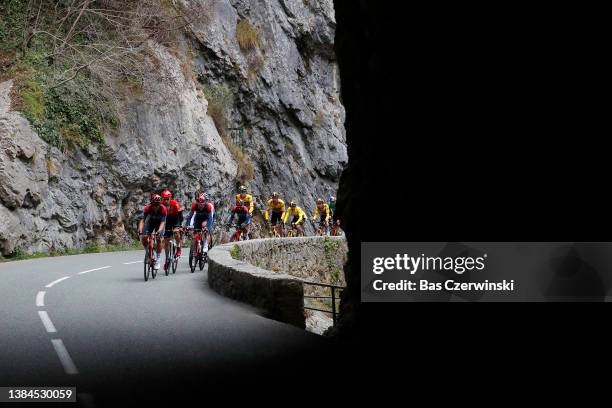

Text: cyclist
xmin=328 ymin=195 xmax=340 ymax=234
xmin=312 ymin=198 xmax=331 ymax=235
xmin=282 ymin=201 xmax=307 ymax=236
xmin=161 ymin=190 xmax=184 ymax=258
xmin=227 ymin=199 xmax=251 ymax=240
xmin=235 ymin=185 xmax=254 ymax=215
xmin=138 ymin=194 xmax=167 ymax=270
xmin=203 ymin=193 xmax=216 ymax=247
xmin=264 ymin=192 xmax=286 ymax=237
xmin=185 ymin=193 xmax=214 ymax=248
xmin=328 ymin=196 xmax=336 ymax=218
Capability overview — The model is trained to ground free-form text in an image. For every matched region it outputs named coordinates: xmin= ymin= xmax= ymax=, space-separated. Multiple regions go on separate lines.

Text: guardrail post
xmin=331 ymin=287 xmax=336 ymax=325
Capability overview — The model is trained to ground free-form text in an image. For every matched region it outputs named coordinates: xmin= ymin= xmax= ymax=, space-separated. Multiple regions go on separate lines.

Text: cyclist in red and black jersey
xmin=138 ymin=194 xmax=167 ymax=269
xmin=185 ymin=193 xmax=214 ymax=248
xmin=161 ymin=190 xmax=184 ymax=258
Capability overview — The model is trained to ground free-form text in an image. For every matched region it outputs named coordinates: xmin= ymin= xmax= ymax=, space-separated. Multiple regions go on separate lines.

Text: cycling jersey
xmin=190 ymin=201 xmax=213 ymax=215
xmin=228 ymin=204 xmax=251 ymax=225
xmin=264 ymin=199 xmax=285 ymax=221
xmin=143 ymin=204 xmax=167 ymax=223
xmin=187 ymin=201 xmax=215 ymax=231
xmin=143 ymin=204 xmax=167 ymax=234
xmin=235 ymin=193 xmax=254 ymax=214
xmin=165 ymin=199 xmax=182 ymax=217
xmin=163 ymin=200 xmax=183 ymax=237
xmin=313 ymin=204 xmax=331 ymax=222
xmin=328 ymin=201 xmax=336 ymax=214
xmin=282 ymin=206 xmax=307 ymax=224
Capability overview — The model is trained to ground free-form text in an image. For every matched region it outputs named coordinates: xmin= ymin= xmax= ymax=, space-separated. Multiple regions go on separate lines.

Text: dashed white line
xmin=38 ymin=311 xmax=57 ymax=333
xmin=51 ymin=339 xmax=79 ymax=375
xmin=45 ymin=276 xmax=70 ymax=288
xmin=77 ymin=265 xmax=112 ymax=275
xmin=122 ymin=261 xmax=141 ymax=265
xmin=36 ymin=291 xmax=46 ymax=307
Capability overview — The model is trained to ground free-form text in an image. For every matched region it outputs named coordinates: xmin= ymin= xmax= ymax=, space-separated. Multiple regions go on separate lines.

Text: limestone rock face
xmin=0 ymin=0 xmax=346 ymax=255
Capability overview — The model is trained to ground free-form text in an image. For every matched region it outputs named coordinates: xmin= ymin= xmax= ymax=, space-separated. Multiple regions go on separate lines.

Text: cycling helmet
xmin=290 ymin=201 xmax=296 ymax=207
xmin=197 ymin=194 xmax=205 ymax=203
xmin=161 ymin=190 xmax=172 ymax=199
xmin=202 ymin=193 xmax=210 ymax=202
xmin=151 ymin=194 xmax=162 ymax=204
xmin=239 ymin=185 xmax=247 ymax=193
xmin=316 ymin=198 xmax=324 ymax=205
xmin=271 ymin=192 xmax=280 ymax=199
xmin=329 ymin=196 xmax=336 ymax=203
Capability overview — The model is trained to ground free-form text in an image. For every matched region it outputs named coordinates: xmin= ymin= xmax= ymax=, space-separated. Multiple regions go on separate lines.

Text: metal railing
xmin=302 ymin=281 xmax=345 ymax=325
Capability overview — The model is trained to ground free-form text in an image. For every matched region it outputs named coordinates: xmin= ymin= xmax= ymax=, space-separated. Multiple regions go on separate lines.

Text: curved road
xmin=0 ymin=251 xmax=344 ymax=406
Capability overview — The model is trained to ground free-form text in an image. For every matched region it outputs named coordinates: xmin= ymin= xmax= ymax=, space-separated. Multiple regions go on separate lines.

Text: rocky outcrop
xmin=0 ymin=0 xmax=346 ymax=256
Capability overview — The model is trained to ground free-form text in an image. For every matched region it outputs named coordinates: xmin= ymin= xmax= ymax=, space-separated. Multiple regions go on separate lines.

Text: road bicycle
xmin=228 ymin=222 xmax=249 ymax=242
xmin=142 ymin=232 xmax=161 ymax=282
xmin=330 ymin=220 xmax=342 ymax=237
xmin=187 ymin=227 xmax=208 ymax=273
xmin=286 ymin=222 xmax=304 ymax=237
xmin=266 ymin=221 xmax=284 ymax=238
xmin=313 ymin=219 xmax=329 ymax=236
xmin=164 ymin=227 xmax=182 ymax=276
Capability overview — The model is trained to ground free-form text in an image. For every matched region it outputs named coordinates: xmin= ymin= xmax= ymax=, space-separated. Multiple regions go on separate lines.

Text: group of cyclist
xmin=137 ymin=185 xmax=340 ymax=269
xmin=262 ymin=191 xmax=338 ymax=238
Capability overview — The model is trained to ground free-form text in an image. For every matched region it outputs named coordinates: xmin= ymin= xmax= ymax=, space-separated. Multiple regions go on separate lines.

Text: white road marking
xmin=122 ymin=261 xmax=141 ymax=265
xmin=51 ymin=339 xmax=79 ymax=375
xmin=36 ymin=291 xmax=46 ymax=307
xmin=77 ymin=265 xmax=112 ymax=275
xmin=45 ymin=276 xmax=70 ymax=288
xmin=38 ymin=311 xmax=57 ymax=333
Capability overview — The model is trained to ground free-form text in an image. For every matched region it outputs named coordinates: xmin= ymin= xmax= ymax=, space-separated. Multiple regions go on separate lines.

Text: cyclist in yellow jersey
xmin=235 ymin=185 xmax=254 ymax=215
xmin=264 ymin=192 xmax=286 ymax=237
xmin=282 ymin=201 xmax=307 ymax=236
xmin=312 ymin=198 xmax=331 ymax=234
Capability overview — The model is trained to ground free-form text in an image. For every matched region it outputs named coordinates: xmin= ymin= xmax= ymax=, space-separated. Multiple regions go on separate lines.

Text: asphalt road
xmin=0 ymin=250 xmax=346 ymax=407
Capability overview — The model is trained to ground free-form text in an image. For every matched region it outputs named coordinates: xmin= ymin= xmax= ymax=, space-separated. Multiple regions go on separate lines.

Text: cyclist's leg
xmin=174 ymin=227 xmax=182 ymax=256
xmin=206 ymin=213 xmax=214 ymax=247
xmin=155 ymin=226 xmax=164 ymax=258
xmin=141 ymin=221 xmax=151 ymax=248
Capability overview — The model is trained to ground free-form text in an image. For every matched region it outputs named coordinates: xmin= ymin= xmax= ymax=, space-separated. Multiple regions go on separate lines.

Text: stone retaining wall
xmin=207 ymin=237 xmax=347 ymax=328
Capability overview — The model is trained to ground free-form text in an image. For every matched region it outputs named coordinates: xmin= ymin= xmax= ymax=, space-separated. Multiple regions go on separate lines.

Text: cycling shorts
xmin=270 ymin=211 xmax=283 ymax=225
xmin=164 ymin=215 xmax=181 ymax=237
xmin=144 ymin=220 xmax=165 ymax=236
xmin=193 ymin=212 xmax=213 ymax=232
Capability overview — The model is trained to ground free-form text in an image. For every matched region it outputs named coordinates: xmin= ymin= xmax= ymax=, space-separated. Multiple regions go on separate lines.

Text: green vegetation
xmin=202 ymin=83 xmax=255 ymax=183
xmin=202 ymin=84 xmax=234 ymax=133
xmin=229 ymin=244 xmax=241 ymax=259
xmin=0 ymin=1 xmax=27 ymax=54
xmin=0 ymin=1 xmax=117 ymax=151
xmin=323 ymin=237 xmax=343 ymax=285
xmin=0 ymin=240 xmax=141 ymax=263
xmin=236 ymin=19 xmax=260 ymax=51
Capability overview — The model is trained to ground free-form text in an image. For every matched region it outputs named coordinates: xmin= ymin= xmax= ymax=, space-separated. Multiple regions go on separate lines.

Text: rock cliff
xmin=0 ymin=0 xmax=346 ymax=255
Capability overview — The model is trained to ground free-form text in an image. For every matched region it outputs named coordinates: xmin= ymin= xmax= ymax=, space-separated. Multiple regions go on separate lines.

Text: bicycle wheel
xmin=144 ymin=250 xmax=150 ymax=282
xmin=151 ymin=241 xmax=158 ymax=279
xmin=172 ymin=242 xmax=178 ymax=274
xmin=189 ymin=240 xmax=196 ymax=273
xmin=198 ymin=239 xmax=205 ymax=271
xmin=164 ymin=245 xmax=170 ymax=276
